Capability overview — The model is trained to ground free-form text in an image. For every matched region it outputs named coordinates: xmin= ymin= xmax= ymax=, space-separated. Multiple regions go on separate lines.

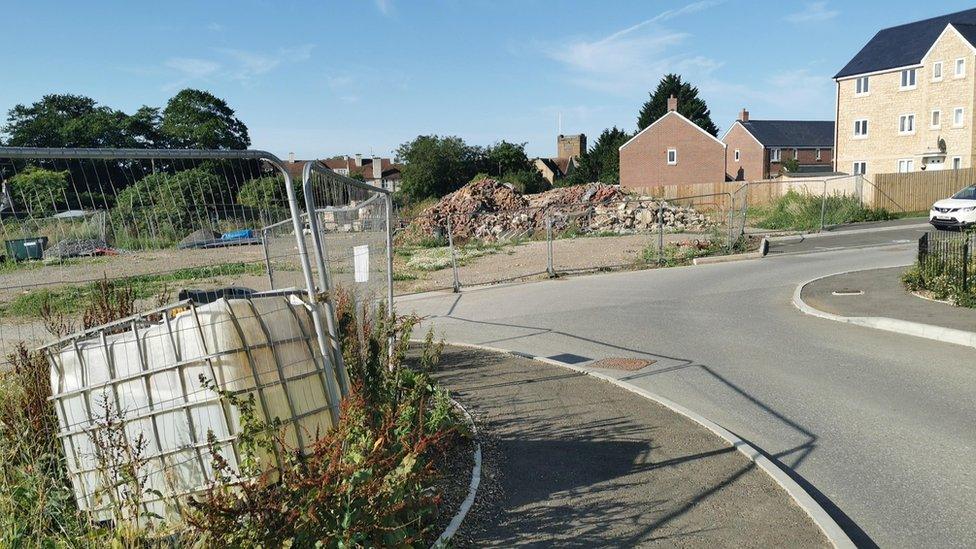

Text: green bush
xmin=902 ymin=256 xmax=976 ymax=307
xmin=5 ymin=166 xmax=69 ymax=216
xmin=237 ymin=175 xmax=302 ymax=212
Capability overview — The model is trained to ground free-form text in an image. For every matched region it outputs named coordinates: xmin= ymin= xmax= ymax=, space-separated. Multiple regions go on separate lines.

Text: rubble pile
xmin=408 ymin=179 xmax=714 ymax=242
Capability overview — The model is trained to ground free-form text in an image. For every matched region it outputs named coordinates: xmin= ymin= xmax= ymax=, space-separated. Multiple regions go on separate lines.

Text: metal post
xmin=384 ymin=194 xmax=396 ymax=362
xmin=740 ymin=184 xmax=749 ymax=237
xmin=447 ymin=216 xmax=460 ymax=293
xmin=261 ymin=228 xmax=275 ymax=290
xmin=727 ymin=193 xmax=734 ymax=254
xmin=657 ymin=200 xmax=665 ymax=264
xmin=820 ymin=179 xmax=828 ymax=232
xmin=963 ymin=240 xmax=970 ymax=294
xmin=546 ymin=215 xmax=555 ymax=277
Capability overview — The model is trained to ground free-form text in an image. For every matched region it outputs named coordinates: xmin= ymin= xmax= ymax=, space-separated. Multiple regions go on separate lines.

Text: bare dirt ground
xmin=394 ymin=232 xmax=721 ymax=295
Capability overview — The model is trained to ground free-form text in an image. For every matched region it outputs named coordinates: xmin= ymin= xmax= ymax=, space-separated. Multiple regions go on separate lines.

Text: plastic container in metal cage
xmin=44 ymin=291 xmax=346 ymax=523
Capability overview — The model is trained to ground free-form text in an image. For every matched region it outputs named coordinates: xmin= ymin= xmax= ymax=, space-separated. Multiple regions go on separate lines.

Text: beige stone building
xmin=835 ymin=8 xmax=976 ymax=180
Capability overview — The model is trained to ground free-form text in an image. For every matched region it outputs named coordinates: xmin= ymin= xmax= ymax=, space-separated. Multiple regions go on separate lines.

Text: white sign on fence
xmin=353 ymin=245 xmax=369 ymax=282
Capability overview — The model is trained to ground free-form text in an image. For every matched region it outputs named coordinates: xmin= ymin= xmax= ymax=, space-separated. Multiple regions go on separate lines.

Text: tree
xmin=560 ymin=127 xmax=631 ymax=186
xmin=5 ymin=166 xmax=68 ymax=216
xmin=2 ymin=94 xmax=160 ymax=148
xmin=396 ymin=135 xmax=482 ymax=201
xmin=636 ymin=74 xmax=719 ymax=136
xmin=160 ymin=89 xmax=250 ymax=149
xmin=484 ymin=141 xmax=547 ymax=193
xmin=237 ymin=175 xmax=301 ymax=212
xmin=114 ymin=167 xmax=231 ymax=241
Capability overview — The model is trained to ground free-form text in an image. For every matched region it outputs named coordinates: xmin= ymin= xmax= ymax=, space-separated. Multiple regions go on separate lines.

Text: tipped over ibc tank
xmin=45 ymin=291 xmax=347 ymax=523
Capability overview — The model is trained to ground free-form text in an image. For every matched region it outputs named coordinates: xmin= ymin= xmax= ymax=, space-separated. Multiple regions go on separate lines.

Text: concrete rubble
xmin=408 ymin=179 xmax=714 ymax=242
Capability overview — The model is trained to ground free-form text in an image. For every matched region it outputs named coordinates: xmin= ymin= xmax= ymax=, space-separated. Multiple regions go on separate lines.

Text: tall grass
xmin=749 ymin=190 xmax=892 ymax=231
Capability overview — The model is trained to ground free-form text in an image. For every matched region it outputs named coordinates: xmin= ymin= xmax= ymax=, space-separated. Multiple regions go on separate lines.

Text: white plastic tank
xmin=46 ymin=292 xmax=345 ymax=523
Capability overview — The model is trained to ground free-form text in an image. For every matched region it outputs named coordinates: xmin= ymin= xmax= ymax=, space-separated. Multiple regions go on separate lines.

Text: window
xmin=667 ymin=148 xmax=677 ymax=165
xmin=933 ymin=61 xmax=943 ymax=81
xmin=955 ymin=107 xmax=965 ymax=127
xmin=853 ymin=161 xmax=867 ymax=175
xmin=897 ymin=159 xmax=914 ymax=173
xmin=956 ymin=58 xmax=966 ymax=78
xmin=816 ymin=148 xmax=822 ymax=161
xmin=855 ymin=76 xmax=870 ymax=95
xmin=900 ymin=68 xmax=917 ymax=89
xmin=793 ymin=149 xmax=799 ymax=160
xmin=931 ymin=110 xmax=941 ymax=128
xmin=770 ymin=148 xmax=781 ymax=162
xmin=854 ymin=119 xmax=869 ymax=137
xmin=953 ymin=157 xmax=962 ymax=169
xmin=899 ymin=114 xmax=915 ymax=134
xmin=734 ymin=149 xmax=740 ymax=162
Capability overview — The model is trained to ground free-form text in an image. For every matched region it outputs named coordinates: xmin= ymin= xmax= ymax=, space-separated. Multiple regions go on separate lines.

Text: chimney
xmin=354 ymin=153 xmax=363 ymax=167
xmin=739 ymin=108 xmax=749 ymax=122
xmin=287 ymin=152 xmax=296 ymax=163
xmin=372 ymin=156 xmax=383 ymax=180
xmin=667 ymin=95 xmax=678 ymax=112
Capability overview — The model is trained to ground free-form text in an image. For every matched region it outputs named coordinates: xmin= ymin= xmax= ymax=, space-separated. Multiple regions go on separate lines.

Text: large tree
xmin=484 ymin=140 xmax=547 ymax=193
xmin=396 ymin=135 xmax=483 ymax=201
xmin=160 ymin=89 xmax=250 ymax=150
xmin=561 ymin=127 xmax=631 ymax=186
xmin=636 ymin=74 xmax=719 ymax=136
xmin=2 ymin=94 xmax=160 ymax=148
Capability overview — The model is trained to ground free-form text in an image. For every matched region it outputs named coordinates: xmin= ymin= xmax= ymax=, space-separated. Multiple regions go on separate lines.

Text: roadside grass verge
xmin=0 ymin=262 xmax=267 ymax=318
xmin=749 ymin=190 xmax=893 ymax=231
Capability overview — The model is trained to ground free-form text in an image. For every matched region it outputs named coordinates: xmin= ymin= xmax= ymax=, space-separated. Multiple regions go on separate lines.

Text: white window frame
xmin=933 ymin=61 xmax=943 ymax=81
xmin=955 ymin=57 xmax=966 ymax=78
xmin=855 ymin=76 xmax=870 ymax=96
xmin=954 ymin=107 xmax=965 ymax=127
xmin=852 ymin=161 xmax=867 ymax=175
xmin=898 ymin=113 xmax=916 ymax=135
xmin=734 ymin=149 xmax=740 ymax=162
xmin=900 ymin=68 xmax=917 ymax=89
xmin=770 ymin=148 xmax=781 ymax=162
xmin=816 ymin=148 xmax=822 ymax=161
xmin=931 ymin=109 xmax=941 ymax=129
xmin=897 ymin=159 xmax=914 ymax=173
xmin=853 ymin=119 xmax=869 ymax=138
xmin=667 ymin=148 xmax=677 ymax=165
xmin=793 ymin=149 xmax=799 ymax=160
xmin=953 ymin=156 xmax=962 ymax=169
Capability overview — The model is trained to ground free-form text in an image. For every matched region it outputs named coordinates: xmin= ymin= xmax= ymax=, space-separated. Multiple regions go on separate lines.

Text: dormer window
xmin=900 ymin=68 xmax=917 ymax=89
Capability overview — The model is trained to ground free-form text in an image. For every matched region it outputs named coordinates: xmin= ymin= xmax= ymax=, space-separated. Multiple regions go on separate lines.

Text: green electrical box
xmin=5 ymin=237 xmax=48 ymax=261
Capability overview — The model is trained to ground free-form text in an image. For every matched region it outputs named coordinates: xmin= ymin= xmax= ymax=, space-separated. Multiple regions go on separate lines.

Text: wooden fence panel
xmin=873 ymin=168 xmax=974 ymax=213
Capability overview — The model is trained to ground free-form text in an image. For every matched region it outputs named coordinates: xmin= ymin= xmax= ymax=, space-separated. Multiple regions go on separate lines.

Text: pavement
xmin=430 ymin=345 xmax=828 ymax=548
xmin=801 ymin=266 xmax=976 ymax=333
xmin=397 ymin=239 xmax=976 ymax=548
xmin=765 ymin=217 xmax=931 ymax=256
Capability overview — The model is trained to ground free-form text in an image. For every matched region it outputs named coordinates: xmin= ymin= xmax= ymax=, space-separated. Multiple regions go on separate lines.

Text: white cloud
xmin=164 ymin=57 xmax=221 ymax=79
xmin=374 ymin=0 xmax=393 ymax=15
xmin=785 ymin=2 xmax=839 ymax=23
xmin=206 ymin=22 xmax=224 ymax=32
xmin=545 ymin=1 xmax=724 ymax=95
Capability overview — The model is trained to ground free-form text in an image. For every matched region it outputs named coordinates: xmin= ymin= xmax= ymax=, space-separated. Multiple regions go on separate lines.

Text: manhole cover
xmin=589 ymin=358 xmax=656 ymax=371
xmin=832 ymin=289 xmax=864 ymax=296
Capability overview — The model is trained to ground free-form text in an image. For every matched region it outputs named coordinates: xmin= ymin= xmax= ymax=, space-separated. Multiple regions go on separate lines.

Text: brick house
xmin=722 ymin=110 xmax=835 ymax=180
xmin=835 ymin=7 xmax=976 ymax=179
xmin=322 ymin=154 xmax=402 ymax=192
xmin=618 ymin=96 xmax=727 ymax=188
xmin=534 ymin=134 xmax=585 ymax=185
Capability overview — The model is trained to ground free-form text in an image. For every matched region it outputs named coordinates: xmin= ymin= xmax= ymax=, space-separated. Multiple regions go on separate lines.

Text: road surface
xmin=398 ymin=234 xmax=975 ymax=548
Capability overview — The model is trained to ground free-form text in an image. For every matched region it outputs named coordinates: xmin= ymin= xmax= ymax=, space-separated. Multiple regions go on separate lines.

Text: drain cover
xmin=832 ymin=289 xmax=864 ymax=296
xmin=589 ymin=358 xmax=656 ymax=371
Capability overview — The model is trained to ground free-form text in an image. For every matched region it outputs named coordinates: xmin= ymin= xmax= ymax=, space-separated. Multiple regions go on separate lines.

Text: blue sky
xmin=1 ymin=0 xmax=974 ymax=159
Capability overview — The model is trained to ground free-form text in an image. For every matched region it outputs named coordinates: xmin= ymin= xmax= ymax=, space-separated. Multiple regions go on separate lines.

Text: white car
xmin=929 ymin=184 xmax=976 ymax=230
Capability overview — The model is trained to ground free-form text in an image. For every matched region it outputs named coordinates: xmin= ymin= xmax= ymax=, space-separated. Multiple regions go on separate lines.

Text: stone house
xmin=534 ymin=134 xmax=585 ymax=185
xmin=835 ymin=7 xmax=976 ymax=179
xmin=722 ymin=110 xmax=834 ymax=181
xmin=618 ymin=96 xmax=727 ymax=189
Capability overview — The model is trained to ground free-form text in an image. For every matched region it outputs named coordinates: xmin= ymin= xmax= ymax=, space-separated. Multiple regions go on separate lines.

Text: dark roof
xmin=739 ymin=120 xmax=834 ymax=148
xmin=835 ymin=8 xmax=976 ymax=78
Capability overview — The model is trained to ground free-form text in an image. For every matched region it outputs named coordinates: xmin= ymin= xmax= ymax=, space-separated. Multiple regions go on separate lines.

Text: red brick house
xmin=618 ymin=96 xmax=727 ymax=189
xmin=722 ymin=110 xmax=834 ymax=181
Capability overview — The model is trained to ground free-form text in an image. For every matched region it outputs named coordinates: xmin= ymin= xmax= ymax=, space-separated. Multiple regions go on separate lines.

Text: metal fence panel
xmin=0 ymin=147 xmax=346 ymax=524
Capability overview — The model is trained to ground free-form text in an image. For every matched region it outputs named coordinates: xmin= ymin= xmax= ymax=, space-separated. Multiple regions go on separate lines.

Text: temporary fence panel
xmin=302 ymin=161 xmax=394 ymax=320
xmin=0 ymin=147 xmax=346 ymax=524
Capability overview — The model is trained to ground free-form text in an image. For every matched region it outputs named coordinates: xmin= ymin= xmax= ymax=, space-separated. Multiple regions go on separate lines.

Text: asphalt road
xmin=766 ymin=218 xmax=932 ymax=256
xmin=398 ymin=239 xmax=976 ymax=548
